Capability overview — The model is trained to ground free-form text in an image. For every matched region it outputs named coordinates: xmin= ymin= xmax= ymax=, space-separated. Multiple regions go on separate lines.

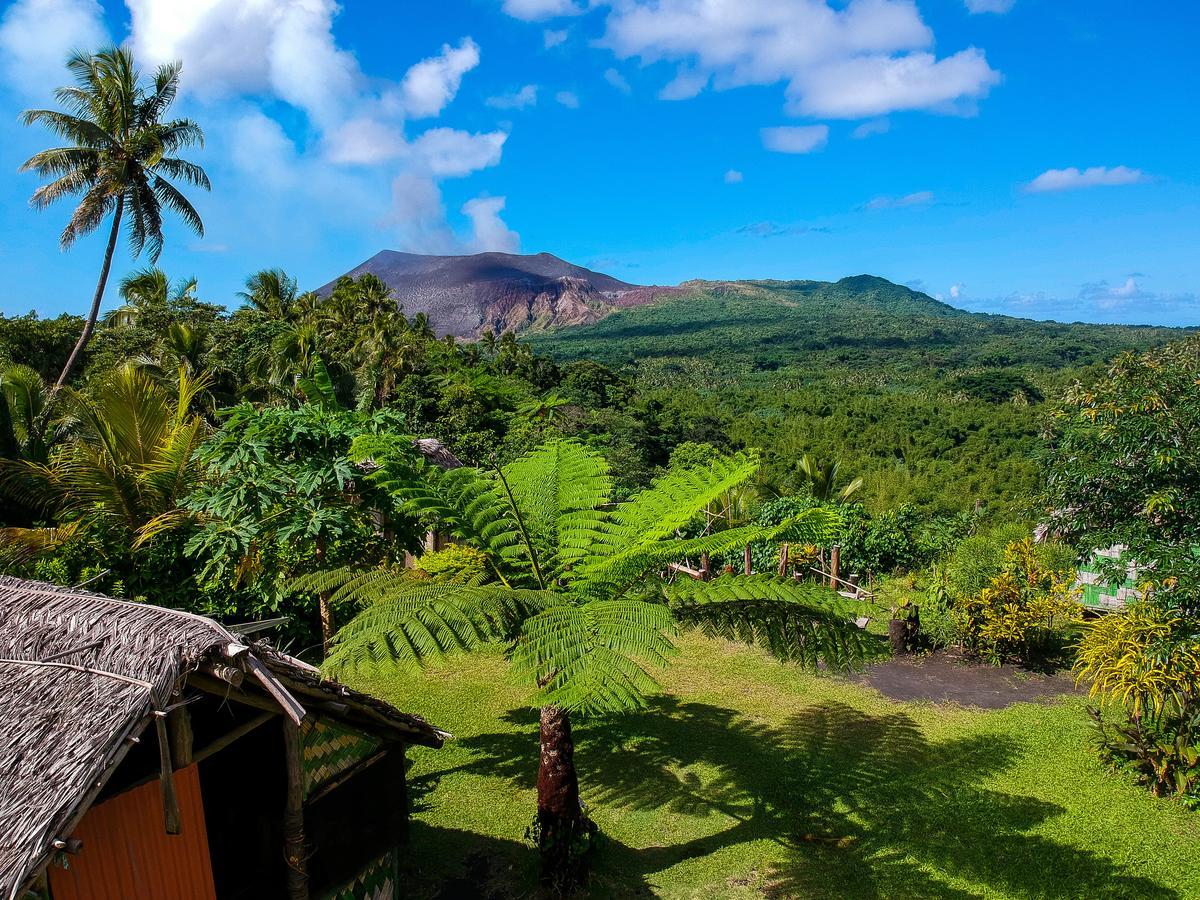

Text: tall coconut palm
xmin=300 ymin=439 xmax=871 ymax=885
xmin=19 ymin=46 xmax=209 ymax=425
xmin=240 ymin=268 xmax=299 ymax=320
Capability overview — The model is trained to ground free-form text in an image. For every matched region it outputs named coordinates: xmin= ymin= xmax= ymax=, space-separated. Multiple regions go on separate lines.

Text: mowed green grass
xmin=354 ymin=634 xmax=1200 ymax=899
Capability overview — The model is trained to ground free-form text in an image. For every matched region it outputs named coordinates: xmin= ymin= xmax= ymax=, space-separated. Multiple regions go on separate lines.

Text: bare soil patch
xmin=853 ymin=649 xmax=1077 ymax=709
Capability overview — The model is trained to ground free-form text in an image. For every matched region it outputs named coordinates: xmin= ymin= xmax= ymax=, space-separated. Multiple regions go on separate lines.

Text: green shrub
xmin=956 ymin=539 xmax=1079 ymax=665
xmin=416 ymin=545 xmax=491 ymax=584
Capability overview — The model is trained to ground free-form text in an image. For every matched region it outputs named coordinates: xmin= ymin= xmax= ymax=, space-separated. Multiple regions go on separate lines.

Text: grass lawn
xmin=354 ymin=633 xmax=1200 ymax=898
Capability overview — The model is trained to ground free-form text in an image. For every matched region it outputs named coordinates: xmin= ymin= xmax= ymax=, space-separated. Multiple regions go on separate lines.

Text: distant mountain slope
xmin=530 ymin=277 xmax=1183 ymax=377
xmin=324 ymin=250 xmax=671 ymax=338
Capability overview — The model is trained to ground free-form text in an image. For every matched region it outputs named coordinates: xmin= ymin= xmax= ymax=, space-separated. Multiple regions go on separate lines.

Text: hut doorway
xmin=198 ymin=715 xmax=289 ymax=900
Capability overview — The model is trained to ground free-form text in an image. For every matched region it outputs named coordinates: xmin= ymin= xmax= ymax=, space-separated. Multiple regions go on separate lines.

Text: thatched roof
xmin=413 ymin=437 xmax=463 ymax=470
xmin=0 ymin=576 xmax=446 ymax=900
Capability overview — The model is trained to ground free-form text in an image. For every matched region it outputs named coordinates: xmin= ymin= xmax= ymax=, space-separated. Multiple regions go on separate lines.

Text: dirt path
xmin=853 ymin=649 xmax=1078 ymax=709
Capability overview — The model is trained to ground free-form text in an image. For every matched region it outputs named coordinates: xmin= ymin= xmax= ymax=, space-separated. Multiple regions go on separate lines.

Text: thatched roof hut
xmin=0 ymin=576 xmax=445 ymax=900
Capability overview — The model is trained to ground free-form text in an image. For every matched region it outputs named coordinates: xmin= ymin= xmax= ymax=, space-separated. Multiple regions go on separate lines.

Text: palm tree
xmin=479 ymin=328 xmax=499 ymax=357
xmin=107 ymin=267 xmax=199 ymax=327
xmin=798 ymin=454 xmax=864 ymax=503
xmin=20 ymin=46 xmax=209 ymax=427
xmin=410 ymin=312 xmax=435 ymax=340
xmin=301 ymin=439 xmax=870 ymax=885
xmin=0 ymin=363 xmax=210 ymax=554
xmin=0 ymin=365 xmax=54 ymax=464
xmin=240 ymin=268 xmax=299 ymax=320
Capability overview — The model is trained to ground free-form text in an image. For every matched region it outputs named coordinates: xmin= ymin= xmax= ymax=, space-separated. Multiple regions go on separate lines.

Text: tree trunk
xmin=34 ymin=197 xmax=124 ymax=440
xmin=537 ymin=704 xmax=593 ymax=890
xmin=315 ymin=535 xmax=333 ymax=656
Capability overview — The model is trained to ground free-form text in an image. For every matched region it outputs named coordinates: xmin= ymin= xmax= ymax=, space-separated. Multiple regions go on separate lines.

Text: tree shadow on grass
xmin=434 ymin=699 xmax=1177 ymax=899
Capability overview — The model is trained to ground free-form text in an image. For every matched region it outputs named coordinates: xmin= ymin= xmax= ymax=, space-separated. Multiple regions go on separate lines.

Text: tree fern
xmin=322 ymin=439 xmax=872 ymax=714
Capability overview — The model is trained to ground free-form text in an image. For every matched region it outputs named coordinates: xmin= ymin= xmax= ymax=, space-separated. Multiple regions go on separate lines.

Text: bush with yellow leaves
xmin=955 ymin=538 xmax=1080 ymax=665
xmin=1075 ymin=601 xmax=1200 ymax=802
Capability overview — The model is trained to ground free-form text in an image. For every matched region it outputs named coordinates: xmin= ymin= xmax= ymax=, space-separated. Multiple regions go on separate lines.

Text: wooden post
xmin=168 ymin=704 xmax=193 ymax=770
xmin=830 ymin=545 xmax=841 ymax=589
xmin=699 ymin=552 xmax=711 ymax=581
xmin=282 ymin=720 xmax=309 ymax=900
xmin=154 ymin=714 xmax=181 ymax=835
xmin=777 ymin=543 xmax=790 ymax=577
xmin=743 ymin=544 xmax=752 ymax=576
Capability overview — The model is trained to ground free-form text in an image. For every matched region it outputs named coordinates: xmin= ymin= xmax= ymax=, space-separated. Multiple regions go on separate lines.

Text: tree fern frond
xmin=588 ymin=451 xmax=760 ymax=563
xmin=324 ymin=583 xmax=557 ymax=677
xmin=512 ymin=599 xmax=677 ymax=714
xmin=667 ymin=575 xmax=877 ymax=671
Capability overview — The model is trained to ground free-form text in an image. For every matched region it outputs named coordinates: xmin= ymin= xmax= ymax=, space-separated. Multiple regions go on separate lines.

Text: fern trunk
xmin=537 ymin=704 xmax=592 ymax=888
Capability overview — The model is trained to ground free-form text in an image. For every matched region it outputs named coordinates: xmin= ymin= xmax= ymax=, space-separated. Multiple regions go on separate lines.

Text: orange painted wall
xmin=48 ymin=764 xmax=218 ymax=900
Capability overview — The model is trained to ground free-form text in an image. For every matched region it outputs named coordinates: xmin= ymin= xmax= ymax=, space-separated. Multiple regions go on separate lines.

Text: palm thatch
xmin=0 ymin=576 xmax=445 ymax=900
xmin=413 ymin=437 xmax=463 ymax=469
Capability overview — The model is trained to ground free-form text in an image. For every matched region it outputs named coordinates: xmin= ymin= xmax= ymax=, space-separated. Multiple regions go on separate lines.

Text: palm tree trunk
xmin=537 ymin=704 xmax=593 ymax=888
xmin=34 ymin=197 xmax=124 ymax=440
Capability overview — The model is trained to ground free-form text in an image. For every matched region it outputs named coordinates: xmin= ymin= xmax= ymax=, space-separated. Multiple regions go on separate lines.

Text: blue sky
xmin=0 ymin=0 xmax=1197 ymax=325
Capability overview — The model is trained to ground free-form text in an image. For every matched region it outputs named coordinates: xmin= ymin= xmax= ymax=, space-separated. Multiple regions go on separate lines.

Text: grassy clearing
xmin=354 ymin=633 xmax=1200 ymax=898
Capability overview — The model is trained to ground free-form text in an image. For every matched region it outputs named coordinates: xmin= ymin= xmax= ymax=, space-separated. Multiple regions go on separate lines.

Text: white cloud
xmin=119 ymin=2 xmax=513 ymax=256
xmin=964 ymin=277 xmax=1199 ymax=325
xmin=555 ymin=90 xmax=580 ymax=108
xmin=792 ymin=49 xmax=999 ymax=118
xmin=604 ymin=67 xmax=631 ymax=94
xmin=1024 ymin=165 xmax=1149 ymax=193
xmin=388 ymin=172 xmax=456 ymax=254
xmin=502 ymin=0 xmax=583 ymax=21
xmin=323 ymin=116 xmax=408 ymax=165
xmin=0 ymin=0 xmax=107 ymax=99
xmin=965 ymin=0 xmax=1015 ymax=13
xmin=463 ymin=196 xmax=521 ymax=252
xmin=659 ymin=68 xmax=708 ymax=100
xmin=387 ymin=177 xmax=521 ymax=255
xmin=865 ymin=190 xmax=935 ymax=210
xmin=599 ymin=0 xmax=999 ymax=119
xmin=761 ymin=124 xmax=828 ymax=154
xmin=724 ymin=169 xmax=744 ymax=184
xmin=486 ymin=84 xmax=539 ymax=109
xmin=1079 ymin=277 xmax=1149 ymax=310
xmin=949 ymin=282 xmax=965 ymax=299
xmin=127 ymin=0 xmax=361 ymax=127
xmin=543 ymin=28 xmax=568 ymax=48
xmin=409 ymin=128 xmax=508 ymax=177
xmin=852 ymin=117 xmax=890 ymax=139
xmin=229 ymin=110 xmax=301 ymax=188
xmin=399 ymin=37 xmax=480 ymax=119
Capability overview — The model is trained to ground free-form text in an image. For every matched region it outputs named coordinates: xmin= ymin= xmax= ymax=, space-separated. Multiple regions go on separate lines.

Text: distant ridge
xmin=323 ymin=250 xmax=672 ymax=338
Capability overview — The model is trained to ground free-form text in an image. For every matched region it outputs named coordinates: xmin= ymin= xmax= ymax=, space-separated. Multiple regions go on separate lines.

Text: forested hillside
xmin=531 ymin=277 xmax=1186 ymax=515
